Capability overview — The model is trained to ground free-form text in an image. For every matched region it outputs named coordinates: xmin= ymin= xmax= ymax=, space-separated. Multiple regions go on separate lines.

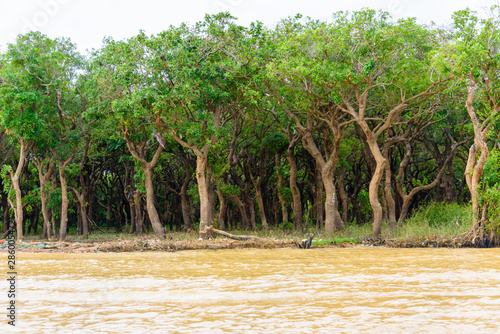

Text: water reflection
xmin=5 ymin=248 xmax=500 ymax=333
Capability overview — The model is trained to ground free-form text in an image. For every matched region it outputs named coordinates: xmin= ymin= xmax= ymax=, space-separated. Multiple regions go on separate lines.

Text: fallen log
xmin=203 ymin=226 xmax=268 ymax=242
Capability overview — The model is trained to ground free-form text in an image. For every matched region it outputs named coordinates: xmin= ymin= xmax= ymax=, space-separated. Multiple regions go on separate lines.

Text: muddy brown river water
xmin=2 ymin=247 xmax=500 ymax=333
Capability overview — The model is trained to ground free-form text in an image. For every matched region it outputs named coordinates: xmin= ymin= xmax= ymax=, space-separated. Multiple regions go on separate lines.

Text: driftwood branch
xmin=204 ymin=226 xmax=267 ymax=241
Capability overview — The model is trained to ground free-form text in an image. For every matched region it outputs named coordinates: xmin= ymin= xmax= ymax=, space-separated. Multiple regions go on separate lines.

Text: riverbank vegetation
xmin=0 ymin=7 xmax=499 ymax=247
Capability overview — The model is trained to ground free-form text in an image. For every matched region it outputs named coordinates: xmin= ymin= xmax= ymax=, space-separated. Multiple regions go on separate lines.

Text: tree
xmin=89 ymin=33 xmax=168 ymax=239
xmin=154 ymin=13 xmax=252 ymax=236
xmin=0 ymin=32 xmax=80 ymax=241
xmin=324 ymin=10 xmax=449 ymax=236
xmin=437 ymin=7 xmax=500 ymax=242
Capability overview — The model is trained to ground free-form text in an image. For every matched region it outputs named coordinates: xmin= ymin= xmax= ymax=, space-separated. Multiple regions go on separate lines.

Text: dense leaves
xmin=0 ymin=9 xmax=498 ymax=241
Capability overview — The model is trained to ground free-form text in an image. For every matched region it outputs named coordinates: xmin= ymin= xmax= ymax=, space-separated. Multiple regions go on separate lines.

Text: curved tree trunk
xmin=364 ymin=134 xmax=386 ymax=237
xmin=397 ymin=140 xmax=461 ymax=223
xmin=464 ymin=85 xmax=489 ymax=229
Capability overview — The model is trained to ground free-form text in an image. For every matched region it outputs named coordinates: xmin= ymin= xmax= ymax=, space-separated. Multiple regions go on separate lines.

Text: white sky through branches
xmin=0 ymin=0 xmax=497 ymax=53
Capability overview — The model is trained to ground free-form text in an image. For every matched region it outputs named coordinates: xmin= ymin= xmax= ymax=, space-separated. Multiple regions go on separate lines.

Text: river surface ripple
xmin=2 ymin=248 xmax=500 ymax=333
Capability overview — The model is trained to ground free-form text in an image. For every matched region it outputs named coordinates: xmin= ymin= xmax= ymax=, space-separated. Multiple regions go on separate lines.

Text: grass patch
xmin=18 ymin=203 xmax=472 ymax=246
xmin=312 ymin=238 xmax=359 ymax=246
xmin=388 ymin=202 xmax=471 ymax=240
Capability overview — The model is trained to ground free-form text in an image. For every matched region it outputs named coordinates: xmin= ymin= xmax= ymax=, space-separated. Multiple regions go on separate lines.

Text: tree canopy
xmin=1 ymin=9 xmax=498 ymax=244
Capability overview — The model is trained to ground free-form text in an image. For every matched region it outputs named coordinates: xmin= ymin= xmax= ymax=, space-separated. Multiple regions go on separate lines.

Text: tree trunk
xmin=133 ymin=190 xmax=143 ymax=234
xmin=196 ymin=154 xmax=212 ymax=236
xmin=123 ymin=129 xmax=166 ymax=238
xmin=338 ymin=166 xmax=349 ymax=223
xmin=1 ymin=187 xmax=10 ymax=233
xmin=143 ymin=167 xmax=166 ymax=239
xmin=275 ymin=152 xmax=289 ymax=224
xmin=396 ymin=140 xmax=461 ymax=223
xmin=464 ymin=85 xmax=489 ymax=228
xmin=58 ymin=155 xmax=74 ymax=241
xmin=34 ymin=158 xmax=55 ymax=240
xmin=381 ymin=139 xmax=402 ymax=230
xmin=9 ymin=139 xmax=31 ymax=241
xmin=443 ymin=157 xmax=455 ymax=203
xmin=384 ymin=163 xmax=397 ymax=229
xmin=247 ymin=194 xmax=257 ymax=230
xmin=287 ymin=144 xmax=302 ymax=232
xmin=360 ymin=129 xmax=386 ymax=236
xmin=70 ymin=188 xmax=88 ymax=239
xmin=314 ymin=167 xmax=325 ymax=227
xmin=255 ymin=187 xmax=269 ymax=231
xmin=321 ymin=166 xmax=343 ymax=234
xmin=179 ymin=169 xmax=192 ymax=230
xmin=216 ymin=188 xmax=226 ymax=230
xmin=229 ymin=193 xmax=249 ymax=229
xmin=301 ymin=131 xmax=344 ymax=234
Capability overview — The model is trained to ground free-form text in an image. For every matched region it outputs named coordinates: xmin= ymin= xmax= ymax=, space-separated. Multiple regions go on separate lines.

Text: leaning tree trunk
xmin=143 ymin=167 xmax=166 ymax=239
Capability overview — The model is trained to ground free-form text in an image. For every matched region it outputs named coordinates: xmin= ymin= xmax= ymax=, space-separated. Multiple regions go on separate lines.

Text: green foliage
xmin=409 ymin=202 xmax=471 ymax=228
xmin=480 ymin=150 xmax=500 ymax=231
xmin=279 ymin=221 xmax=294 ymax=230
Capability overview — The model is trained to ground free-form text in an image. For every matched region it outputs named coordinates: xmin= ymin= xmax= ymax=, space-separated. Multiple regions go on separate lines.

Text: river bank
xmin=0 ymin=231 xmax=491 ymax=253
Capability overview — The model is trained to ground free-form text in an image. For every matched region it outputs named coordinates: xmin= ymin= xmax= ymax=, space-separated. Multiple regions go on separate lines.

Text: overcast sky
xmin=0 ymin=0 xmax=497 ymax=53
